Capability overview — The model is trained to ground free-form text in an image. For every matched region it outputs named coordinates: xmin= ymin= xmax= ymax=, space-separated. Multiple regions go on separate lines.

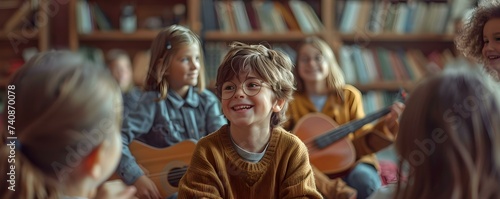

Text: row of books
xmin=339 ymin=45 xmax=455 ymax=84
xmin=362 ymin=91 xmax=398 ymax=115
xmin=75 ymin=42 xmax=459 ymax=95
xmin=204 ymin=42 xmax=229 ymax=86
xmin=337 ymin=0 xmax=473 ymax=34
xmin=202 ymin=0 xmax=323 ymax=34
xmin=204 ymin=42 xmax=456 ymax=85
xmin=75 ymin=0 xmax=112 ymax=33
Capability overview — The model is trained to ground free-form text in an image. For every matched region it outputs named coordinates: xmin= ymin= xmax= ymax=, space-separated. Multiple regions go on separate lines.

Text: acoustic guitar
xmin=125 ymin=139 xmax=196 ymax=197
xmin=293 ymin=90 xmax=406 ymax=176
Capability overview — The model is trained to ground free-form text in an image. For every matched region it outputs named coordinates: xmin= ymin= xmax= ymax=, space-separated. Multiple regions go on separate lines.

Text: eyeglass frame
xmin=219 ymin=78 xmax=270 ymax=100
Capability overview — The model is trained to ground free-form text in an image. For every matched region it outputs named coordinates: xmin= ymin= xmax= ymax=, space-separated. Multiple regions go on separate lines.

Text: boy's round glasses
xmin=221 ymin=79 xmax=267 ymax=100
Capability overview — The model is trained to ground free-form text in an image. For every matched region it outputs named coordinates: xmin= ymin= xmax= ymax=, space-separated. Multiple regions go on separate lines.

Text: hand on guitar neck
xmin=383 ymin=101 xmax=405 ymax=131
xmin=383 ymin=90 xmax=407 ymax=130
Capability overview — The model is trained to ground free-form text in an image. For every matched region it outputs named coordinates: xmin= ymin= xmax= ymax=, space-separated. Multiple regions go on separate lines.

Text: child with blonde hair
xmin=0 ymin=51 xmax=135 ymax=199
xmin=284 ymin=36 xmax=405 ymax=199
xmin=117 ymin=25 xmax=226 ymax=199
xmin=178 ymin=42 xmax=322 ymax=198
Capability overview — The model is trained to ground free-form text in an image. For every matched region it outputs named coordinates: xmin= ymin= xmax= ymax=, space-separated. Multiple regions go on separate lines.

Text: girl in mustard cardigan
xmin=178 ymin=42 xmax=322 ymax=199
xmin=284 ymin=36 xmax=405 ymax=199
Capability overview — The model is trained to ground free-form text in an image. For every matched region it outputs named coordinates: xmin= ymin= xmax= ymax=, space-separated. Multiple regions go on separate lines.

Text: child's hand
xmin=384 ymin=102 xmax=405 ymax=129
xmin=134 ymin=175 xmax=162 ymax=199
xmin=95 ymin=179 xmax=137 ymax=199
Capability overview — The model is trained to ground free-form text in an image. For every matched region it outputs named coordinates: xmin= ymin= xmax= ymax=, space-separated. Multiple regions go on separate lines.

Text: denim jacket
xmin=117 ymin=87 xmax=227 ymax=184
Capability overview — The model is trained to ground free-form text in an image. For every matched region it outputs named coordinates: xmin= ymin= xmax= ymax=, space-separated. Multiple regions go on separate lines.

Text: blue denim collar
xmin=167 ymin=86 xmax=200 ymax=108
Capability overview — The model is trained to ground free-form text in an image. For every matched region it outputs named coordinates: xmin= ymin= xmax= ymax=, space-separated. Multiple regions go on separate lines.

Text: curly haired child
xmin=456 ymin=2 xmax=500 ymax=80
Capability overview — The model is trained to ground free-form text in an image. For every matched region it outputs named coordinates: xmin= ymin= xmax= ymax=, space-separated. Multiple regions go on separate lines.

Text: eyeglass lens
xmin=221 ymin=79 xmax=263 ymax=99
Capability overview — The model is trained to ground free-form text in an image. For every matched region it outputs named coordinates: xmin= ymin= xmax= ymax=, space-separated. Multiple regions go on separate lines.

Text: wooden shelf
xmin=79 ymin=30 xmax=160 ymax=41
xmin=202 ymin=32 xmax=454 ymax=43
xmin=66 ymin=0 xmax=460 ymax=93
xmin=203 ymin=31 xmax=323 ymax=42
xmin=0 ymin=31 xmax=39 ymax=40
xmin=352 ymin=81 xmax=415 ymax=91
xmin=340 ymin=33 xmax=455 ymax=42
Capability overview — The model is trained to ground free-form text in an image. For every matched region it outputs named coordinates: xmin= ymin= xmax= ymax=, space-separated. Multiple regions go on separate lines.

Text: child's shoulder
xmin=122 ymin=88 xmax=160 ymax=109
xmin=342 ymin=84 xmax=361 ymax=96
xmin=274 ymin=127 xmax=305 ymax=148
xmin=194 ymin=88 xmax=219 ymax=102
xmin=341 ymin=84 xmax=362 ymax=102
xmin=123 ymin=87 xmax=158 ymax=100
xmin=273 ymin=128 xmax=310 ymax=159
xmin=196 ymin=125 xmax=226 ymax=146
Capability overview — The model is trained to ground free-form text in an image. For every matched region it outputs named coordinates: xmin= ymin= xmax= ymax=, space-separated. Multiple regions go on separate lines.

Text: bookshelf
xmin=68 ymin=0 xmax=197 ymax=51
xmin=0 ymin=0 xmax=50 ymax=89
xmin=203 ymin=31 xmax=322 ymax=42
xmin=67 ymin=0 xmax=474 ymax=94
xmin=78 ymin=30 xmax=160 ymax=41
xmin=197 ymin=0 xmax=472 ymax=94
xmin=339 ymin=33 xmax=455 ymax=42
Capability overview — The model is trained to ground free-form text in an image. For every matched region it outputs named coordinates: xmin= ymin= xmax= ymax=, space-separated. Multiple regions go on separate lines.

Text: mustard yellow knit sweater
xmin=284 ymin=85 xmax=399 ymax=171
xmin=178 ymin=125 xmax=323 ymax=199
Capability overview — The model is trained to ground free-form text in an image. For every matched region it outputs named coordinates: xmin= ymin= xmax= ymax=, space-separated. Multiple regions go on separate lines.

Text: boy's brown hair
xmin=215 ymin=42 xmax=296 ymax=128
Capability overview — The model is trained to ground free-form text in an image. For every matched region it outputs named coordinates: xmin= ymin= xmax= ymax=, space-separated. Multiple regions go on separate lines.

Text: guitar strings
xmin=146 ymin=167 xmax=188 ymax=179
xmin=304 ymin=126 xmax=351 ymax=151
xmin=302 ymin=91 xmax=403 ymax=150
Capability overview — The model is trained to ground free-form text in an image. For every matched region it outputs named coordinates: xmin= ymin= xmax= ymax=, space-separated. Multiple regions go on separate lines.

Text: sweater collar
xmin=221 ymin=125 xmax=281 ymax=168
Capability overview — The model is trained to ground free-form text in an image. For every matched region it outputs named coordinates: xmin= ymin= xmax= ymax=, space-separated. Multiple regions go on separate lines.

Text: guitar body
xmin=293 ymin=113 xmax=356 ymax=175
xmin=112 ymin=139 xmax=196 ymax=198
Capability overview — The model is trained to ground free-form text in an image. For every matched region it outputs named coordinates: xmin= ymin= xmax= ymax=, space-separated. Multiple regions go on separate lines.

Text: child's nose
xmin=484 ymin=42 xmax=497 ymax=51
xmin=190 ymin=61 xmax=199 ymax=70
xmin=233 ymin=86 xmax=246 ymax=98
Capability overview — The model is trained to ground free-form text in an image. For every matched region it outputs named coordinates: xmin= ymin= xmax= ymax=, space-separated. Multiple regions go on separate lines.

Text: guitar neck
xmin=315 ymin=107 xmax=391 ymax=149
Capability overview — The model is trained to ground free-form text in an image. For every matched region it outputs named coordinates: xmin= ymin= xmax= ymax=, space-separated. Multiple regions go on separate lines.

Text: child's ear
xmin=272 ymin=99 xmax=286 ymax=112
xmin=83 ymin=144 xmax=105 ymax=180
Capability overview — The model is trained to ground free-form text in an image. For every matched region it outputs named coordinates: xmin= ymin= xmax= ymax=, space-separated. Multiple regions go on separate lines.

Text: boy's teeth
xmin=234 ymin=105 xmax=251 ymax=110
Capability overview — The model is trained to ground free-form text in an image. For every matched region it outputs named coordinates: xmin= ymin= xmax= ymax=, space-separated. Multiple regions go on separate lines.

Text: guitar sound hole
xmin=167 ymin=166 xmax=188 ymax=187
